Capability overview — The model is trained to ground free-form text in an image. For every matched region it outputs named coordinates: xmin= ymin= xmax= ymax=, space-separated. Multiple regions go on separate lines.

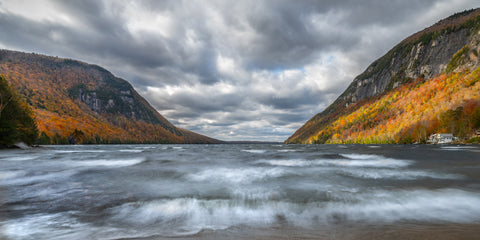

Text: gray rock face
xmin=342 ymin=28 xmax=476 ymax=106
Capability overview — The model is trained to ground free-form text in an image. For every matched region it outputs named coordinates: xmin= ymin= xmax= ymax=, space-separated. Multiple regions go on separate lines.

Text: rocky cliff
xmin=343 ymin=9 xmax=480 ymax=105
xmin=287 ymin=9 xmax=480 ymax=144
xmin=0 ymin=50 xmax=221 ymax=144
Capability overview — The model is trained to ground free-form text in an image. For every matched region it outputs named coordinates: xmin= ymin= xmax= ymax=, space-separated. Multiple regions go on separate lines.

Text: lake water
xmin=1 ymin=144 xmax=480 ymax=240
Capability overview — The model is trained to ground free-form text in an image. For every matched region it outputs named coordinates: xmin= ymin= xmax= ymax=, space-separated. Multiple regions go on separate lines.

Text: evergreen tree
xmin=0 ymin=75 xmax=38 ymax=146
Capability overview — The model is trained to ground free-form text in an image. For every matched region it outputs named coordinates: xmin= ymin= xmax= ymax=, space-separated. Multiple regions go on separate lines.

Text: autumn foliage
xmin=304 ymin=68 xmax=480 ymax=144
xmin=0 ymin=50 xmax=219 ymax=144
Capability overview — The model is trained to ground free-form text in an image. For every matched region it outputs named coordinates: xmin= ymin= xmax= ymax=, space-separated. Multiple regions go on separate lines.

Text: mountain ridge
xmin=287 ymin=8 xmax=480 ymax=144
xmin=0 ymin=49 xmax=221 ymax=144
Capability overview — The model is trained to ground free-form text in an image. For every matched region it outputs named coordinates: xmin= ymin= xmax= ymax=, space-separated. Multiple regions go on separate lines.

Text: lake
xmin=1 ymin=144 xmax=480 ymax=239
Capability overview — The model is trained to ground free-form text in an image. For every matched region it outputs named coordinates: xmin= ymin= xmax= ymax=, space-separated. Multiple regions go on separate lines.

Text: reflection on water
xmin=0 ymin=144 xmax=480 ymax=239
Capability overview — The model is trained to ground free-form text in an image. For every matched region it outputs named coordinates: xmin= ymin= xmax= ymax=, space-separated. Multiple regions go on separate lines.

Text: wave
xmin=242 ymin=149 xmax=267 ymax=154
xmin=261 ymin=155 xmax=412 ymax=168
xmin=340 ymin=168 xmax=463 ymax=180
xmin=6 ymin=188 xmax=480 ymax=240
xmin=0 ymin=170 xmax=25 ymax=180
xmin=0 ymin=169 xmax=77 ymax=186
xmin=69 ymin=158 xmax=145 ymax=168
xmin=54 ymin=150 xmax=107 ymax=153
xmin=119 ymin=149 xmax=144 ymax=153
xmin=107 ymin=188 xmax=480 ymax=235
xmin=187 ymin=167 xmax=288 ymax=184
xmin=277 ymin=149 xmax=298 ymax=152
xmin=327 ymin=189 xmax=480 ymax=223
xmin=2 ymin=156 xmax=38 ymax=161
xmin=1 ymin=212 xmax=103 ymax=240
xmin=440 ymin=146 xmax=479 ymax=151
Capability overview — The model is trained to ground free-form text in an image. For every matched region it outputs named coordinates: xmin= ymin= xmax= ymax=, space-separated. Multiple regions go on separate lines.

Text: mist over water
xmin=1 ymin=144 xmax=480 ymax=239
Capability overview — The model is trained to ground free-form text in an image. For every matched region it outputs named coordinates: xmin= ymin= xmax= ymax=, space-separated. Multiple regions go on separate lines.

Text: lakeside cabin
xmin=428 ymin=133 xmax=454 ymax=144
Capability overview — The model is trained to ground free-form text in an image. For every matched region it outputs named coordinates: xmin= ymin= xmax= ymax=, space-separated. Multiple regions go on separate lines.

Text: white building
xmin=428 ymin=133 xmax=454 ymax=144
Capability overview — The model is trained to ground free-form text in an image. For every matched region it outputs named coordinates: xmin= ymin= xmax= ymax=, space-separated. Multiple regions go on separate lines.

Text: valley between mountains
xmin=2 ymin=9 xmax=480 ymax=145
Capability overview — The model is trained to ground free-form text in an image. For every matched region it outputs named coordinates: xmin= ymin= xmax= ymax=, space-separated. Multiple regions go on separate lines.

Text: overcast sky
xmin=0 ymin=0 xmax=478 ymax=141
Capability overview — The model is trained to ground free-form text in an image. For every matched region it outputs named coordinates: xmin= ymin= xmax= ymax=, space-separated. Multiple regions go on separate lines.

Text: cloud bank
xmin=0 ymin=0 xmax=478 ymax=141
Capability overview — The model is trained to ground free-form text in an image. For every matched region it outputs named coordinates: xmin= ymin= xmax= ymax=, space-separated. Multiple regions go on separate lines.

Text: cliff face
xmin=343 ymin=9 xmax=480 ymax=106
xmin=287 ymin=9 xmax=480 ymax=144
xmin=0 ymin=50 xmax=220 ymax=144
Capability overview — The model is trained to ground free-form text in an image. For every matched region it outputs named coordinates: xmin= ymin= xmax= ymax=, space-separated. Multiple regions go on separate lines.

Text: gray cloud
xmin=0 ymin=0 xmax=478 ymax=141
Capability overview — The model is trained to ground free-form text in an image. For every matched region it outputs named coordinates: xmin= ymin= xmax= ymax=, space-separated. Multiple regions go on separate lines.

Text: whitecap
xmin=338 ymin=154 xmax=412 ymax=168
xmin=4 ymin=156 xmax=38 ymax=161
xmin=2 ymin=212 xmax=102 ymax=240
xmin=440 ymin=146 xmax=479 ymax=151
xmin=262 ymin=156 xmax=411 ymax=168
xmin=0 ymin=170 xmax=25 ymax=180
xmin=242 ymin=149 xmax=267 ymax=154
xmin=277 ymin=149 xmax=297 ymax=153
xmin=325 ymin=189 xmax=480 ymax=223
xmin=108 ymin=188 xmax=480 ymax=233
xmin=340 ymin=168 xmax=463 ymax=180
xmin=69 ymin=158 xmax=145 ymax=168
xmin=119 ymin=149 xmax=143 ymax=153
xmin=260 ymin=159 xmax=310 ymax=167
xmin=55 ymin=150 xmax=107 ymax=153
xmin=110 ymin=198 xmax=282 ymax=231
xmin=188 ymin=167 xmax=287 ymax=184
xmin=1 ymin=170 xmax=77 ymax=186
xmin=340 ymin=154 xmax=381 ymax=160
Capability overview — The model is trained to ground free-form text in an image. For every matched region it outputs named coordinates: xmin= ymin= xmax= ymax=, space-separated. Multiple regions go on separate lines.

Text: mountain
xmin=0 ymin=50 xmax=221 ymax=144
xmin=286 ymin=9 xmax=480 ymax=144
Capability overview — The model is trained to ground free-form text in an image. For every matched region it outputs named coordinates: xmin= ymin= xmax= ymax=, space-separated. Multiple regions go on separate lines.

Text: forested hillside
xmin=287 ymin=9 xmax=480 ymax=144
xmin=0 ymin=50 xmax=220 ymax=144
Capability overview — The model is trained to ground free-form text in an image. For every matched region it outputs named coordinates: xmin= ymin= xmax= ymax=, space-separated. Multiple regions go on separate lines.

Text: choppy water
xmin=1 ymin=144 xmax=480 ymax=240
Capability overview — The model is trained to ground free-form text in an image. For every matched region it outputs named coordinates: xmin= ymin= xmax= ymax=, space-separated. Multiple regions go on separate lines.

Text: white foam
xmin=242 ymin=149 xmax=267 ymax=154
xmin=1 ymin=170 xmax=77 ymax=186
xmin=340 ymin=154 xmax=382 ymax=160
xmin=135 ymin=146 xmax=156 ymax=149
xmin=188 ymin=167 xmax=287 ymax=184
xmin=110 ymin=198 xmax=281 ymax=230
xmin=341 ymin=168 xmax=463 ymax=180
xmin=277 ymin=149 xmax=297 ymax=152
xmin=261 ymin=159 xmax=310 ymax=167
xmin=440 ymin=146 xmax=479 ymax=151
xmin=262 ymin=157 xmax=411 ymax=168
xmin=55 ymin=150 xmax=107 ymax=153
xmin=109 ymin=189 xmax=480 ymax=233
xmin=327 ymin=189 xmax=480 ymax=223
xmin=4 ymin=156 xmax=37 ymax=161
xmin=338 ymin=154 xmax=412 ymax=168
xmin=2 ymin=212 xmax=105 ymax=240
xmin=0 ymin=170 xmax=25 ymax=180
xmin=119 ymin=149 xmax=143 ymax=153
xmin=70 ymin=158 xmax=144 ymax=168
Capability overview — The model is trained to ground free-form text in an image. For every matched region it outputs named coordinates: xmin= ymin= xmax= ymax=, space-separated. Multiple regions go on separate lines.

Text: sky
xmin=0 ymin=0 xmax=478 ymax=141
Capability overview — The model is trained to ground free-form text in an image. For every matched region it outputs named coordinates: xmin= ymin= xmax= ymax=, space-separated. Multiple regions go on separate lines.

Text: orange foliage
xmin=1 ymin=51 xmax=218 ymax=144
xmin=307 ymin=68 xmax=480 ymax=144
